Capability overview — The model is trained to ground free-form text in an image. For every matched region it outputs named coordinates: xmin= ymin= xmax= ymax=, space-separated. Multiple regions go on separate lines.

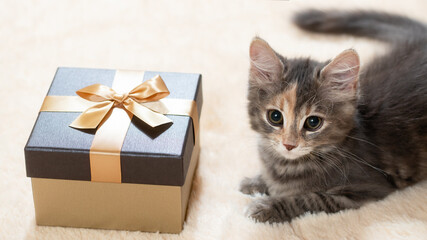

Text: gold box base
xmin=31 ymin=147 xmax=199 ymax=234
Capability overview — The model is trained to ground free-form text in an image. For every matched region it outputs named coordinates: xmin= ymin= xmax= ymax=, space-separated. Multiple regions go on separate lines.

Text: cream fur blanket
xmin=1 ymin=0 xmax=427 ymax=239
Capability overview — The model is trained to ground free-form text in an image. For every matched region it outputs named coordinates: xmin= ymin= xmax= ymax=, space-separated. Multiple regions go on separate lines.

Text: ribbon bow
xmin=70 ymin=75 xmax=172 ymax=129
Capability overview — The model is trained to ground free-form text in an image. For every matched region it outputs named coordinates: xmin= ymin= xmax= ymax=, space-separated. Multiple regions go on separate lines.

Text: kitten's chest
xmin=262 ymin=160 xmax=330 ymax=196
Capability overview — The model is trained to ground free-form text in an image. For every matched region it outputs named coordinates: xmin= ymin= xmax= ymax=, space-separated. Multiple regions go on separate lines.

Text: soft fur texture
xmin=1 ymin=1 xmax=427 ymax=239
xmin=241 ymin=10 xmax=427 ymax=223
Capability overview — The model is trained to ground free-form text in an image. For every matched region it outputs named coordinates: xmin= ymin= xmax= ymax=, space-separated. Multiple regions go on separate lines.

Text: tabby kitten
xmin=240 ymin=10 xmax=427 ymax=223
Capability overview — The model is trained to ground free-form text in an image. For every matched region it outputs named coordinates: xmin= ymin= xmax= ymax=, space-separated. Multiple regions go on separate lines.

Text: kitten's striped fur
xmin=241 ymin=10 xmax=427 ymax=223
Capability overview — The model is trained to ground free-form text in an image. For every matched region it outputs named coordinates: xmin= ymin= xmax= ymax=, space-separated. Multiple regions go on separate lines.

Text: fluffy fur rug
xmin=1 ymin=0 xmax=427 ymax=239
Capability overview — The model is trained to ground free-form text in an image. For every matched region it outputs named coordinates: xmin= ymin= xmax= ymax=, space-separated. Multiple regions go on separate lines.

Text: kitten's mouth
xmin=277 ymin=144 xmax=311 ymax=160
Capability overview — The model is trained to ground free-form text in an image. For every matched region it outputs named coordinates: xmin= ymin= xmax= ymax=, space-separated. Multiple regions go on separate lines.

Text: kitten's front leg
xmin=247 ymin=192 xmax=363 ymax=223
xmin=240 ymin=175 xmax=269 ymax=195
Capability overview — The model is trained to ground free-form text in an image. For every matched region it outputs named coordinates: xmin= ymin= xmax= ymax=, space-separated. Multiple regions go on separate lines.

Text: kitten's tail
xmin=293 ymin=10 xmax=427 ymax=44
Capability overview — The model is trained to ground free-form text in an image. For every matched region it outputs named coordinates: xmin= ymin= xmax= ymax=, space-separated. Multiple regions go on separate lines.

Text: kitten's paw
xmin=246 ymin=198 xmax=290 ymax=223
xmin=239 ymin=177 xmax=268 ymax=195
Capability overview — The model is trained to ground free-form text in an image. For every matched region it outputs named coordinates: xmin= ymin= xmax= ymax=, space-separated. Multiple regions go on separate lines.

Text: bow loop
xmin=128 ymin=75 xmax=170 ymax=102
xmin=76 ymin=84 xmax=117 ymax=102
xmin=70 ymin=75 xmax=172 ymax=129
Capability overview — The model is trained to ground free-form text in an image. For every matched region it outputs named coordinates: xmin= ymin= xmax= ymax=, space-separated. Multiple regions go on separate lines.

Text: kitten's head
xmin=248 ymin=37 xmax=360 ymax=160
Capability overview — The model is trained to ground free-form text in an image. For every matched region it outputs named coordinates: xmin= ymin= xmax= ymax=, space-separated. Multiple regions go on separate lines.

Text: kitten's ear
xmin=320 ymin=49 xmax=360 ymax=97
xmin=249 ymin=37 xmax=284 ymax=86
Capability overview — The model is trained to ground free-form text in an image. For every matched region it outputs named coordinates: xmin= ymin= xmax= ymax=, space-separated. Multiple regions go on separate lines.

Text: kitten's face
xmin=248 ymin=38 xmax=360 ymax=160
xmin=258 ymin=82 xmax=356 ymax=160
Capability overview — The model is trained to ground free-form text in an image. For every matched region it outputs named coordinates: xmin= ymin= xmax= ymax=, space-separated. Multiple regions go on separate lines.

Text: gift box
xmin=24 ymin=67 xmax=202 ymax=233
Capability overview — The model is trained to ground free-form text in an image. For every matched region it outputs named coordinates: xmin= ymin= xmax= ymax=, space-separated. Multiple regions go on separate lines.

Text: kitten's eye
xmin=304 ymin=116 xmax=323 ymax=131
xmin=267 ymin=110 xmax=283 ymax=126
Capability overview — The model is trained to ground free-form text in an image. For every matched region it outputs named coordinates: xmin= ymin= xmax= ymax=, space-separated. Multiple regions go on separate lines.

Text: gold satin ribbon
xmin=40 ymin=70 xmax=199 ymax=183
xmin=70 ymin=74 xmax=172 ymax=129
xmin=40 ymin=97 xmax=199 ymax=143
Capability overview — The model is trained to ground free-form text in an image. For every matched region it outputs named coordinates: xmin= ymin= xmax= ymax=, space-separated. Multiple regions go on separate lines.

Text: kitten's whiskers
xmin=345 ymin=135 xmax=383 ymax=151
xmin=311 ymin=151 xmax=349 ymax=184
xmin=333 ymin=146 xmax=388 ymax=177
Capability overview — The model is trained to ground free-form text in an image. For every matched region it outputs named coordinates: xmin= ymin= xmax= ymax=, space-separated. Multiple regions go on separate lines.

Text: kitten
xmin=240 ymin=10 xmax=427 ymax=223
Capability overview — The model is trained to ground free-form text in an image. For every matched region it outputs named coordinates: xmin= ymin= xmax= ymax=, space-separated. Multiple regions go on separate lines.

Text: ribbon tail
xmin=140 ymin=100 xmax=170 ymax=114
xmin=70 ymin=101 xmax=114 ymax=129
xmin=124 ymin=99 xmax=172 ymax=127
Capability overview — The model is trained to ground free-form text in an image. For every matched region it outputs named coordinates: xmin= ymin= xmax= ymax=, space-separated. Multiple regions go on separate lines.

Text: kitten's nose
xmin=283 ymin=143 xmax=297 ymax=151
